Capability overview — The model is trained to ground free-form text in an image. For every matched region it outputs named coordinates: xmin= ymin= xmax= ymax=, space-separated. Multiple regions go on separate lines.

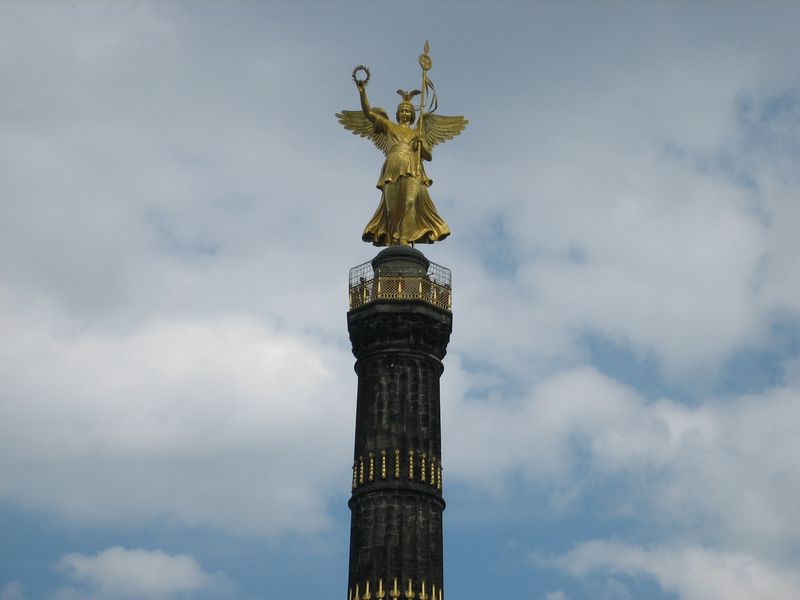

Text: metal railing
xmin=349 ymin=260 xmax=452 ymax=311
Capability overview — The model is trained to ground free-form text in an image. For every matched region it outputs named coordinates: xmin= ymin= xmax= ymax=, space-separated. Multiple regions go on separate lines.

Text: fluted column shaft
xmin=346 ymin=247 xmax=452 ymax=599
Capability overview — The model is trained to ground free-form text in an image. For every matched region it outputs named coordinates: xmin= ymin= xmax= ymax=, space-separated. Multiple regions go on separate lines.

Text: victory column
xmin=338 ymin=43 xmax=467 ymax=600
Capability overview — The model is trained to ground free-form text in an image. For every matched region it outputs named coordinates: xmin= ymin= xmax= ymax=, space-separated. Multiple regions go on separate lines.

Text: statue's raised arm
xmin=336 ymin=45 xmax=468 ymax=247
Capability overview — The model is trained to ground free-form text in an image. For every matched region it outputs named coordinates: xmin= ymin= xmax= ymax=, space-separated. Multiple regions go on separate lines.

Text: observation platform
xmin=348 ymin=247 xmax=452 ymax=312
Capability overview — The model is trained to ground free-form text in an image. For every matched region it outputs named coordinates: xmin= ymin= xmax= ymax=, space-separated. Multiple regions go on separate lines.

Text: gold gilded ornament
xmin=394 ymin=448 xmax=401 ymax=479
xmin=419 ymin=41 xmax=432 ymax=71
xmin=377 ymin=578 xmax=386 ymax=600
xmin=405 ymin=579 xmax=415 ymax=600
xmin=352 ymin=65 xmax=371 ymax=86
xmin=337 ymin=41 xmax=468 ymax=247
xmin=419 ymin=582 xmax=428 ymax=600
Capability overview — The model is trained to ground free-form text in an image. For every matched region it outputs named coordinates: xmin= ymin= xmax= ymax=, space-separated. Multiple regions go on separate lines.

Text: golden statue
xmin=337 ymin=42 xmax=468 ymax=246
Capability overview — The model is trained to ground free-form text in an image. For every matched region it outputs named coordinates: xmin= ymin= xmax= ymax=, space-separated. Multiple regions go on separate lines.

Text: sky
xmin=1 ymin=1 xmax=800 ymax=599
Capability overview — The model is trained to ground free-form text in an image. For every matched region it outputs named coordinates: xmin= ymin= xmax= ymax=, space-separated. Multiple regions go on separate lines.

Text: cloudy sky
xmin=2 ymin=1 xmax=800 ymax=599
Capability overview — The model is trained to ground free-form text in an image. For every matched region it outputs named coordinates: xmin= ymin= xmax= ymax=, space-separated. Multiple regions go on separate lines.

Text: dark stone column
xmin=346 ymin=247 xmax=452 ymax=599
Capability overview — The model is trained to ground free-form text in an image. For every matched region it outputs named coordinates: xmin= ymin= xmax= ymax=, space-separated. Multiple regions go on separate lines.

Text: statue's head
xmin=395 ymin=89 xmax=421 ymax=125
xmin=396 ymin=102 xmax=415 ymax=125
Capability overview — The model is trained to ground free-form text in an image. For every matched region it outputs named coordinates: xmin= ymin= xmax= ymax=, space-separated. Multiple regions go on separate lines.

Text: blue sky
xmin=2 ymin=1 xmax=800 ymax=599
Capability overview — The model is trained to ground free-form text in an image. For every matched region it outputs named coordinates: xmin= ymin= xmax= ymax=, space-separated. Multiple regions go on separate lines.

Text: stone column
xmin=346 ymin=246 xmax=452 ymax=600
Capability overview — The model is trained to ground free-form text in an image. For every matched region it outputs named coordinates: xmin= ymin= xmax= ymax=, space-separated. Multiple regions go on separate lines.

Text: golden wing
xmin=422 ymin=113 xmax=469 ymax=149
xmin=336 ymin=109 xmax=389 ymax=155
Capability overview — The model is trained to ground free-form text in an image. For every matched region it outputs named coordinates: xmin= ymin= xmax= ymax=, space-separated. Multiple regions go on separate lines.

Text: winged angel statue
xmin=337 ymin=45 xmax=468 ymax=246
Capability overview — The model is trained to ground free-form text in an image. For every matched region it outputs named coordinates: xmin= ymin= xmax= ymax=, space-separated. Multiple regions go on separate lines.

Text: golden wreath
xmin=352 ymin=65 xmax=371 ymax=86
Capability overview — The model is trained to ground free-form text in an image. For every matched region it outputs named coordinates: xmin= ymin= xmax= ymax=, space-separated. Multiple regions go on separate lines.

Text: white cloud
xmin=54 ymin=546 xmax=231 ymax=600
xmin=0 ymin=299 xmax=354 ymax=535
xmin=0 ymin=3 xmax=363 ymax=537
xmin=440 ymin=33 xmax=799 ymax=384
xmin=443 ymin=365 xmax=800 ymax=554
xmin=0 ymin=583 xmax=26 ymax=600
xmin=2 ymin=1 xmax=798 ymax=386
xmin=548 ymin=541 xmax=800 ymax=600
xmin=1 ymin=4 xmax=800 ymax=600
xmin=758 ymin=175 xmax=800 ymax=313
xmin=454 ymin=106 xmax=774 ymax=380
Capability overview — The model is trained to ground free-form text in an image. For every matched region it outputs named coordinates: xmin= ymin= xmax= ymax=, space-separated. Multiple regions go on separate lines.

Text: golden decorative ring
xmin=352 ymin=65 xmax=371 ymax=85
xmin=419 ymin=54 xmax=432 ymax=71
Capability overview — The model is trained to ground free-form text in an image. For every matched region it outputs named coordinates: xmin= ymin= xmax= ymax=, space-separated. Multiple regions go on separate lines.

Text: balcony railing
xmin=349 ymin=260 xmax=452 ymax=311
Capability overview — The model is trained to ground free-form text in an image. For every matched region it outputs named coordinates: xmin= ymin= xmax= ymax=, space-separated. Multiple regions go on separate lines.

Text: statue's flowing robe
xmin=362 ymin=116 xmax=450 ymax=246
